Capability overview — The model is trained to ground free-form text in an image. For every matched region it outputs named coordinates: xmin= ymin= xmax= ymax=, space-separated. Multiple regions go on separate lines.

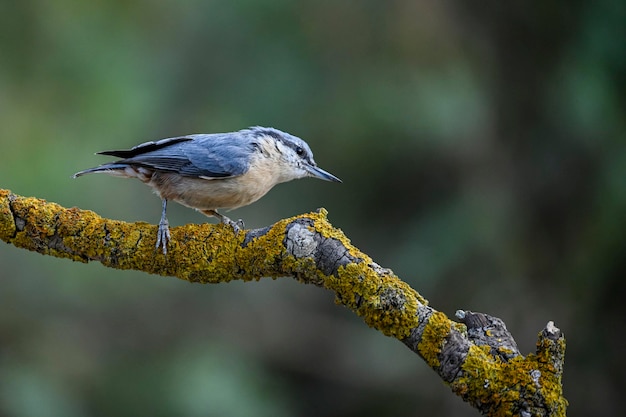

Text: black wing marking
xmin=97 ymin=137 xmax=194 ymax=158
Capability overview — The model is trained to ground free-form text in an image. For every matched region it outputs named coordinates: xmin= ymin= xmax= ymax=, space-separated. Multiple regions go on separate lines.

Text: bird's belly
xmin=150 ymin=171 xmax=276 ymax=211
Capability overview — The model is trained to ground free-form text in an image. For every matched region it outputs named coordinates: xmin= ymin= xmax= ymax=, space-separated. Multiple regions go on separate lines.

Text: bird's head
xmin=246 ymin=127 xmax=341 ymax=184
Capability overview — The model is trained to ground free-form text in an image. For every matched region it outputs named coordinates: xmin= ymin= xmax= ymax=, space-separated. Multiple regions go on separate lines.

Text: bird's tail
xmin=72 ymin=163 xmax=130 ymax=178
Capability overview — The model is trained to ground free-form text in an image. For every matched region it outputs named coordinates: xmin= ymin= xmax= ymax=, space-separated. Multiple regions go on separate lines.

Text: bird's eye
xmin=295 ymin=147 xmax=304 ymax=156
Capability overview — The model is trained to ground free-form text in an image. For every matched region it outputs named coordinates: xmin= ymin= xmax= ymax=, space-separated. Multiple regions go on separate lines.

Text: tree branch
xmin=0 ymin=188 xmax=568 ymax=416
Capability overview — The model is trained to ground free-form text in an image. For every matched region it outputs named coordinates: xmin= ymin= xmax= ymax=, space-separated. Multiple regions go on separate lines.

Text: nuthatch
xmin=74 ymin=126 xmax=341 ymax=254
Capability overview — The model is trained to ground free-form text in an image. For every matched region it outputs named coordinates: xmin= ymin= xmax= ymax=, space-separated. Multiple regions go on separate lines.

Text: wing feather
xmin=98 ymin=134 xmax=251 ymax=178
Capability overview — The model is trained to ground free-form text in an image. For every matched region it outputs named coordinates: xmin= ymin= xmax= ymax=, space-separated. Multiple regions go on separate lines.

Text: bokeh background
xmin=1 ymin=1 xmax=624 ymax=416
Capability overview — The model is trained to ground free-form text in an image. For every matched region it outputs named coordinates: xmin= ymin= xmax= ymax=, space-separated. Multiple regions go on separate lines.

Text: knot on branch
xmin=284 ymin=219 xmax=358 ymax=284
xmin=456 ymin=310 xmax=521 ymax=361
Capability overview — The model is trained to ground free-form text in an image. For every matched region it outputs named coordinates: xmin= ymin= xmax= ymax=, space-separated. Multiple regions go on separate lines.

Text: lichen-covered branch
xmin=0 ymin=188 xmax=568 ymax=416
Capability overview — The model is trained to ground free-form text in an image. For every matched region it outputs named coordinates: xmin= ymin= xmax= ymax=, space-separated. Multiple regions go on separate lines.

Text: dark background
xmin=1 ymin=1 xmax=624 ymax=416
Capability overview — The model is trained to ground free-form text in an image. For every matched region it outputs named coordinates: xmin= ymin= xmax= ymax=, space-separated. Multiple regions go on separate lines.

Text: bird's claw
xmin=222 ymin=217 xmax=244 ymax=234
xmin=199 ymin=209 xmax=244 ymax=234
xmin=156 ymin=218 xmax=171 ymax=254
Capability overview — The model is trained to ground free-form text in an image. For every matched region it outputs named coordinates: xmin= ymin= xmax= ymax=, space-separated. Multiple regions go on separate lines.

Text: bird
xmin=73 ymin=126 xmax=341 ymax=254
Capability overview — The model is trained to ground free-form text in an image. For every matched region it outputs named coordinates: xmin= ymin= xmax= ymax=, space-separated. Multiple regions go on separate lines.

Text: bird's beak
xmin=306 ymin=165 xmax=342 ymax=183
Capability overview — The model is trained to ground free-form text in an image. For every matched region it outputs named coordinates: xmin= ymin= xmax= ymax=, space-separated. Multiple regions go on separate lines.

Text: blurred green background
xmin=1 ymin=1 xmax=624 ymax=416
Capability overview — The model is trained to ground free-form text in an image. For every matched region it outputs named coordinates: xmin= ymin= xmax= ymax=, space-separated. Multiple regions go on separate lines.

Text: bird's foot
xmin=200 ymin=209 xmax=244 ymax=234
xmin=221 ymin=216 xmax=245 ymax=234
xmin=156 ymin=218 xmax=171 ymax=254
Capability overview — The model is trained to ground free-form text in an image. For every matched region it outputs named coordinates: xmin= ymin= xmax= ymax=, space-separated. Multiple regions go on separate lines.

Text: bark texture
xmin=0 ymin=188 xmax=568 ymax=416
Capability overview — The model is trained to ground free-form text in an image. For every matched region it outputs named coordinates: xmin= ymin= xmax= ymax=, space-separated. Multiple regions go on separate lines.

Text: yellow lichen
xmin=0 ymin=189 xmax=16 ymax=241
xmin=418 ymin=311 xmax=451 ymax=368
xmin=312 ymin=209 xmax=366 ymax=262
xmin=497 ymin=346 xmax=515 ymax=356
xmin=449 ymin=342 xmax=567 ymax=416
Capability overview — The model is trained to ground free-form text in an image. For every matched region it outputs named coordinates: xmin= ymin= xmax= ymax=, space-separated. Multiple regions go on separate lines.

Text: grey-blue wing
xmin=102 ymin=133 xmax=252 ymax=178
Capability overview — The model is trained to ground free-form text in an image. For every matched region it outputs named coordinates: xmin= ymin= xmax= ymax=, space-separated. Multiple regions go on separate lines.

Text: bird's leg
xmin=200 ymin=209 xmax=244 ymax=233
xmin=156 ymin=199 xmax=171 ymax=254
